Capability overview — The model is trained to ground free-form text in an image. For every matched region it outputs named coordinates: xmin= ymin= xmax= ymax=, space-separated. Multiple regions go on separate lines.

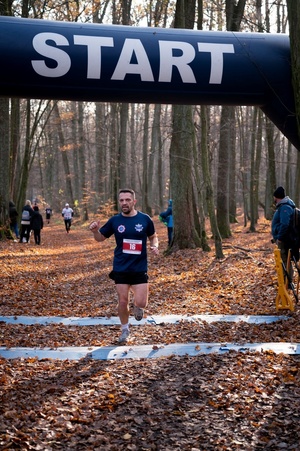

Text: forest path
xmin=1 ymin=214 xmax=300 ymax=450
xmin=1 ymin=212 xmax=299 ymax=352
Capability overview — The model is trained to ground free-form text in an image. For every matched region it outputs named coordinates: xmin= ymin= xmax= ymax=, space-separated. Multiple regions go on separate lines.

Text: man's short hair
xmin=119 ymin=189 xmax=135 ymax=199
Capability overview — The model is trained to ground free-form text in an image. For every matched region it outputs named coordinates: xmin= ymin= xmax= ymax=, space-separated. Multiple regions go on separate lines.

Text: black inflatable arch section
xmin=0 ymin=16 xmax=299 ymax=150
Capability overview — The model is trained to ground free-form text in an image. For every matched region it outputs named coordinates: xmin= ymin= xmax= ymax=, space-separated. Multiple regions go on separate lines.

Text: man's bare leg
xmin=116 ymin=284 xmax=131 ymax=342
xmin=131 ymin=283 xmax=149 ymax=321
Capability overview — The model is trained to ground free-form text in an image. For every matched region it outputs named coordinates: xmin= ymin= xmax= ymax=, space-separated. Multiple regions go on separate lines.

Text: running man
xmin=89 ymin=189 xmax=159 ymax=343
xmin=62 ymin=203 xmax=73 ymax=233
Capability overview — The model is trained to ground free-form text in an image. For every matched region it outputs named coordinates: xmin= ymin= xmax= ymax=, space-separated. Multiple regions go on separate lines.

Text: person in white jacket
xmin=62 ymin=203 xmax=74 ymax=233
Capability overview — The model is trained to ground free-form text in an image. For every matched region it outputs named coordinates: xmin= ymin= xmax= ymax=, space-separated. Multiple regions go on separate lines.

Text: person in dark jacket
xmin=20 ymin=200 xmax=34 ymax=243
xmin=9 ymin=201 xmax=19 ymax=240
xmin=159 ymin=199 xmax=173 ymax=246
xmin=271 ymin=186 xmax=298 ymax=275
xmin=30 ymin=205 xmax=44 ymax=245
xmin=45 ymin=206 xmax=52 ymax=224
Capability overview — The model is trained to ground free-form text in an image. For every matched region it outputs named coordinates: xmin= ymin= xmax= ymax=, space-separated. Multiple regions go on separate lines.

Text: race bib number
xmin=123 ymin=239 xmax=142 ymax=254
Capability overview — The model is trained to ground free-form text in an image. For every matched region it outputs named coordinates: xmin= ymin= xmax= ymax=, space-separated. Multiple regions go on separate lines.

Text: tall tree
xmin=149 ymin=103 xmax=163 ymax=211
xmin=286 ymin=1 xmax=300 ymax=145
xmin=52 ymin=103 xmax=74 ymax=205
xmin=0 ymin=0 xmax=12 ymax=232
xmin=265 ymin=117 xmax=276 ymax=220
xmin=141 ymin=104 xmax=152 ymax=215
xmin=170 ymin=104 xmax=201 ymax=250
xmin=9 ymin=99 xmax=20 ymax=202
xmin=200 ymin=105 xmax=223 ymax=257
xmin=0 ymin=98 xmax=10 ymax=233
xmin=168 ymin=0 xmax=202 ymax=251
xmin=77 ymin=102 xmax=89 ymax=221
xmin=217 ymin=0 xmax=246 ymax=238
xmin=249 ymin=107 xmax=262 ymax=232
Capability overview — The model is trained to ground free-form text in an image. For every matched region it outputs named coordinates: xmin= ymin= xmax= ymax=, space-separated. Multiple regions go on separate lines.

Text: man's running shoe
xmin=118 ymin=329 xmax=130 ymax=343
xmin=134 ymin=306 xmax=144 ymax=321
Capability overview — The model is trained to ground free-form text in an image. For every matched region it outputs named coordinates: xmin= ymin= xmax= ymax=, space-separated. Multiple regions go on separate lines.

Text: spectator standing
xmin=31 ymin=205 xmax=44 ymax=245
xmin=9 ymin=201 xmax=19 ymax=240
xmin=272 ymin=186 xmax=298 ymax=275
xmin=159 ymin=199 xmax=173 ymax=246
xmin=89 ymin=188 xmax=159 ymax=343
xmin=20 ymin=200 xmax=34 ymax=243
xmin=45 ymin=206 xmax=52 ymax=224
xmin=62 ymin=203 xmax=74 ymax=233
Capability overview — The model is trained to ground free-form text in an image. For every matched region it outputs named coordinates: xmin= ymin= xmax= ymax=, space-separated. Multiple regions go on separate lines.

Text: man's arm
xmin=89 ymin=220 xmax=107 ymax=242
xmin=149 ymin=232 xmax=159 ymax=254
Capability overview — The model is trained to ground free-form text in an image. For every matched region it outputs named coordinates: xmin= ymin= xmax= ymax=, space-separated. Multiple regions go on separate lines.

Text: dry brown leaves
xmin=1 ymin=213 xmax=300 ymax=450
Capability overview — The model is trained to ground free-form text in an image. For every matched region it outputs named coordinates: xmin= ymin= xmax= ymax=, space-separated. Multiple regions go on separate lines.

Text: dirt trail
xmin=1 ymin=215 xmax=300 ymax=450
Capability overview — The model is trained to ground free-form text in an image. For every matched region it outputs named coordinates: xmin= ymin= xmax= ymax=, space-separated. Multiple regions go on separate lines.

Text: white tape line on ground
xmin=0 ymin=314 xmax=290 ymax=326
xmin=0 ymin=342 xmax=299 ymax=360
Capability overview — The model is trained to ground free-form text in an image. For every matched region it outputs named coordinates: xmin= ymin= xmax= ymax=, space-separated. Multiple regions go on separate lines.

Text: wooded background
xmin=1 ymin=0 xmax=299 ymax=258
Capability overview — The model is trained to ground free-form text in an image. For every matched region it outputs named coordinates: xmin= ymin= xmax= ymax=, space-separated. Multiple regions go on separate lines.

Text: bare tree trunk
xmin=228 ymin=107 xmax=237 ymax=224
xmin=0 ymin=98 xmax=10 ymax=231
xmin=119 ymin=102 xmax=128 ymax=188
xmin=169 ymin=104 xmax=201 ymax=251
xmin=265 ymin=117 xmax=276 ymax=220
xmin=141 ymin=104 xmax=152 ymax=215
xmin=249 ymin=107 xmax=258 ymax=232
xmin=71 ymin=102 xmax=80 ymax=203
xmin=254 ymin=109 xmax=262 ymax=222
xmin=53 ymin=103 xmax=74 ymax=204
xmin=148 ymin=104 xmax=162 ymax=212
xmin=0 ymin=1 xmax=13 ymax=230
xmin=130 ymin=104 xmax=138 ymax=194
xmin=109 ymin=103 xmax=120 ymax=207
xmin=77 ymin=102 xmax=89 ymax=221
xmin=287 ymin=1 xmax=300 ymax=139
xmin=154 ymin=104 xmax=164 ymax=211
xmin=95 ymin=102 xmax=108 ymax=203
xmin=293 ymin=145 xmax=300 ymax=207
xmin=191 ymin=107 xmax=209 ymax=251
xmin=217 ymin=106 xmax=232 ymax=238
xmin=217 ymin=0 xmax=246 ymax=237
xmin=168 ymin=0 xmax=200 ymax=252
xmin=17 ymin=100 xmax=32 ymax=209
xmin=200 ymin=105 xmax=223 ymax=258
xmin=9 ymin=99 xmax=20 ymax=202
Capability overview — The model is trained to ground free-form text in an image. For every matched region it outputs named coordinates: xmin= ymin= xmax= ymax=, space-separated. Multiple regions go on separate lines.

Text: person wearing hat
xmin=272 ymin=186 xmax=298 ymax=274
xmin=62 ymin=203 xmax=74 ymax=233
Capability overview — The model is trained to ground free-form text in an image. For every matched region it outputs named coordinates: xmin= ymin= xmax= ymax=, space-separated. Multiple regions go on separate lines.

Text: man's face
xmin=274 ymin=197 xmax=280 ymax=204
xmin=119 ymin=192 xmax=136 ymax=215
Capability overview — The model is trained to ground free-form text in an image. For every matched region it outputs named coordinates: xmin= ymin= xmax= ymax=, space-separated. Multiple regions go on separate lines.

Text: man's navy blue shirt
xmin=100 ymin=211 xmax=155 ymax=272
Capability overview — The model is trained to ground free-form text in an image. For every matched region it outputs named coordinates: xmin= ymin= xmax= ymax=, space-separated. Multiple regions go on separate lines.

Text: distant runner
xmin=62 ymin=203 xmax=74 ymax=233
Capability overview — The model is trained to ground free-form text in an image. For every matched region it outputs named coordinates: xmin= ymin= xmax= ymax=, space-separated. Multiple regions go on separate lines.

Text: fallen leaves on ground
xmin=1 ymin=213 xmax=300 ymax=450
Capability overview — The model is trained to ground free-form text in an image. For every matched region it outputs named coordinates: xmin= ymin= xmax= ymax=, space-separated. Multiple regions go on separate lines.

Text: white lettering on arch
xmin=32 ymin=33 xmax=71 ymax=77
xmin=73 ymin=35 xmax=114 ymax=79
xmin=158 ymin=41 xmax=196 ymax=83
xmin=111 ymin=38 xmax=154 ymax=81
xmin=198 ymin=43 xmax=234 ymax=84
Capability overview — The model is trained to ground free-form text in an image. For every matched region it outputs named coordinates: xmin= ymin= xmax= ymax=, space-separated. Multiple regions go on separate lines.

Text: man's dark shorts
xmin=109 ymin=271 xmax=148 ymax=285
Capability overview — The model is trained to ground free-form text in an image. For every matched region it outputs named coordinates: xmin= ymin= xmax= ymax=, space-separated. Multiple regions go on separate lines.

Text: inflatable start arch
xmin=0 ymin=16 xmax=299 ymax=149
